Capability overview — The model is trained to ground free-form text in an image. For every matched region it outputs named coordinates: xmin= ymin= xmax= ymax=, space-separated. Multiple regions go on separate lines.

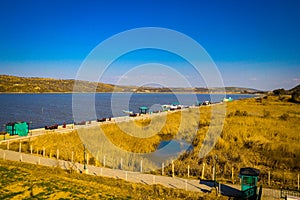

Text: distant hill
xmin=272 ymin=84 xmax=300 ymax=103
xmin=0 ymin=74 xmax=262 ymax=94
xmin=0 ymin=75 xmax=120 ymax=93
xmin=288 ymin=84 xmax=300 ymax=94
xmin=288 ymin=84 xmax=300 ymax=103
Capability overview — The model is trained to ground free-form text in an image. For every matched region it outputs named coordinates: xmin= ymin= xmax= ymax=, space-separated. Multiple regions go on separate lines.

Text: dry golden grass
xmin=1 ymin=159 xmax=216 ymax=199
xmin=2 ymin=95 xmax=300 ymax=189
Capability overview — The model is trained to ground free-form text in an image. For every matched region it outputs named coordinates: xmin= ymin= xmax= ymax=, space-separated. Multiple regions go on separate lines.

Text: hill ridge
xmin=0 ymin=74 xmax=261 ymax=94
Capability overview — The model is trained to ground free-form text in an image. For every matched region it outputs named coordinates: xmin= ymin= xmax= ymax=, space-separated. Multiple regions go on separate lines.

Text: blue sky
xmin=0 ymin=0 xmax=300 ymax=90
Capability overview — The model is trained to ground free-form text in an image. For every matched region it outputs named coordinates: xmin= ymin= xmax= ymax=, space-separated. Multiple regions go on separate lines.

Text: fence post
xmin=187 ymin=165 xmax=190 ymax=178
xmin=172 ymin=160 xmax=175 ymax=177
xmin=36 ymin=148 xmax=39 ymax=156
xmin=212 ymin=166 xmax=215 ymax=181
xmin=49 ymin=150 xmax=52 ymax=158
xmin=30 ymin=145 xmax=33 ymax=154
xmin=86 ymin=154 xmax=89 ymax=165
xmin=19 ymin=140 xmax=21 ymax=153
xmin=43 ymin=147 xmax=45 ymax=157
xmin=268 ymin=171 xmax=271 ymax=186
xmin=103 ymin=155 xmax=106 ymax=167
xmin=96 ymin=151 xmax=99 ymax=167
xmin=57 ymin=149 xmax=59 ymax=160
xmin=298 ymin=174 xmax=300 ymax=190
xmin=231 ymin=167 xmax=234 ymax=184
xmin=140 ymin=160 xmax=143 ymax=173
xmin=201 ymin=163 xmax=205 ymax=179
xmin=120 ymin=158 xmax=123 ymax=170
xmin=162 ymin=162 xmax=164 ymax=175
xmin=100 ymin=168 xmax=103 ymax=176
xmin=125 ymin=171 xmax=128 ymax=181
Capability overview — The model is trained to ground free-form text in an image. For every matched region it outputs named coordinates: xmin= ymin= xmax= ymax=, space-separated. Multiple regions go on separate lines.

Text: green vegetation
xmin=0 ymin=159 xmax=215 ymax=199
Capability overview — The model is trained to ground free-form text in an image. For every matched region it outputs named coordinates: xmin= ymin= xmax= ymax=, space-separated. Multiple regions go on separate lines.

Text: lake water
xmin=0 ymin=93 xmax=255 ymax=130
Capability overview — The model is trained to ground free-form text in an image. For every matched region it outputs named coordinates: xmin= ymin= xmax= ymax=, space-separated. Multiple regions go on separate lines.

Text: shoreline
xmin=0 ymin=91 xmax=263 ymax=95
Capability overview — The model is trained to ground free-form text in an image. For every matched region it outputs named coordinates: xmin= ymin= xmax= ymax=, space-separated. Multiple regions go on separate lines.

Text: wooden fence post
xmin=96 ymin=151 xmax=99 ymax=167
xmin=49 ymin=150 xmax=52 ymax=158
xmin=187 ymin=165 xmax=190 ymax=178
xmin=43 ymin=147 xmax=45 ymax=157
xmin=231 ymin=167 xmax=234 ymax=184
xmin=120 ymin=158 xmax=123 ymax=170
xmin=298 ymin=174 xmax=300 ymax=190
xmin=86 ymin=154 xmax=89 ymax=165
xmin=140 ymin=160 xmax=143 ymax=173
xmin=19 ymin=140 xmax=21 ymax=153
xmin=103 ymin=155 xmax=106 ymax=167
xmin=30 ymin=145 xmax=33 ymax=154
xmin=201 ymin=163 xmax=205 ymax=179
xmin=162 ymin=162 xmax=164 ymax=175
xmin=57 ymin=149 xmax=59 ymax=160
xmin=268 ymin=171 xmax=271 ymax=186
xmin=125 ymin=171 xmax=128 ymax=181
xmin=212 ymin=166 xmax=215 ymax=181
xmin=172 ymin=160 xmax=175 ymax=177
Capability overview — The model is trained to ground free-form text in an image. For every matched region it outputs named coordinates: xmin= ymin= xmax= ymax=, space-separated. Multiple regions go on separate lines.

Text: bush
xmin=279 ymin=113 xmax=289 ymax=121
xmin=263 ymin=110 xmax=271 ymax=118
xmin=234 ymin=110 xmax=248 ymax=116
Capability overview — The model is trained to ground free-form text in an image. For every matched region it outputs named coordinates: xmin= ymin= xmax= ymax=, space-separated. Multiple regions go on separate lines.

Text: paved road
xmin=0 ymin=106 xmax=188 ymax=144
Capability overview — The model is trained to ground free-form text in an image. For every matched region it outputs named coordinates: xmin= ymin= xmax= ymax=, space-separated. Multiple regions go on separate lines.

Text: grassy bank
xmin=2 ymin=95 xmax=300 ymax=189
xmin=1 ymin=159 xmax=222 ymax=199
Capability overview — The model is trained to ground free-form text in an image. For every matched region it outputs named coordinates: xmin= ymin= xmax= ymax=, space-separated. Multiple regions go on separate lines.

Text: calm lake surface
xmin=0 ymin=93 xmax=255 ymax=129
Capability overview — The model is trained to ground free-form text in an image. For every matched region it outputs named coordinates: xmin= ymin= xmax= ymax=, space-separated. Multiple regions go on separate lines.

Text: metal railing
xmin=280 ymin=189 xmax=300 ymax=199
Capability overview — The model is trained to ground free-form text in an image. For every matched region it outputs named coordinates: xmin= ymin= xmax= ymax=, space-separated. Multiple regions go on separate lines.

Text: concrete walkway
xmin=0 ymin=149 xmax=210 ymax=193
xmin=0 ymin=149 xmax=282 ymax=199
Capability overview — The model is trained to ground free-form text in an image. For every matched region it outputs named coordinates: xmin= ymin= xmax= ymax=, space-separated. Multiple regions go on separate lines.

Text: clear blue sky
xmin=0 ymin=0 xmax=300 ymax=90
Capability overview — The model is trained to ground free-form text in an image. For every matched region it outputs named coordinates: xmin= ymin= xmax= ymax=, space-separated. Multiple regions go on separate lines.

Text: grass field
xmin=0 ymin=159 xmax=226 ymax=199
xmin=2 ymin=94 xmax=300 ymax=190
